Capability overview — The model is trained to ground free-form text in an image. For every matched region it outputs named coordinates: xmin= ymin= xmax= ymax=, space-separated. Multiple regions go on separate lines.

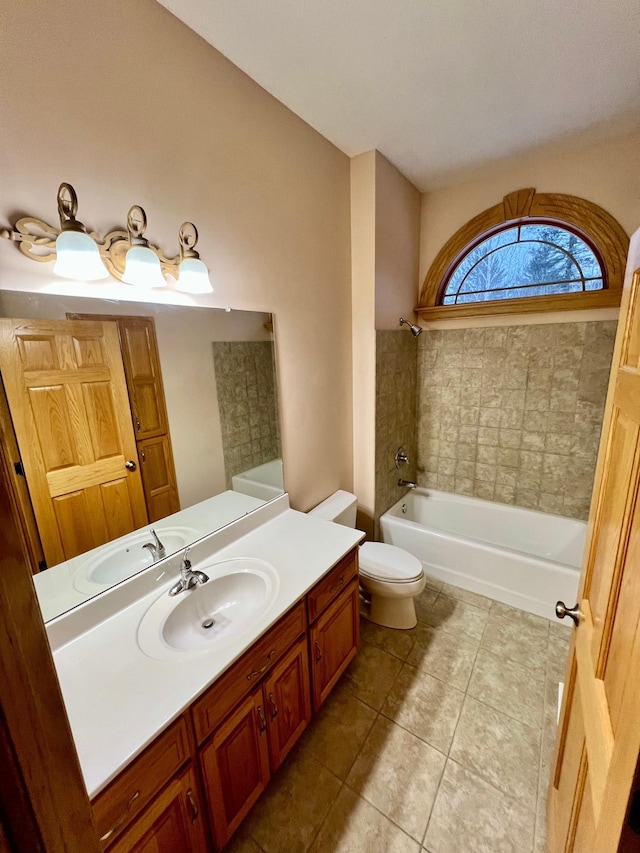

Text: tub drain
xmin=202 ymin=618 xmax=215 ymax=629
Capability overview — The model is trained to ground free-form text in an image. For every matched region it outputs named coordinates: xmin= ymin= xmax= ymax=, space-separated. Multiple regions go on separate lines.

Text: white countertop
xmin=48 ymin=496 xmax=364 ymax=799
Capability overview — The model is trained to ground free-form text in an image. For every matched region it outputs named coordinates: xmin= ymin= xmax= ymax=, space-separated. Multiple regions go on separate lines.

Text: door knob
xmin=125 ymin=460 xmax=137 ymax=471
xmin=555 ymin=601 xmax=581 ymax=626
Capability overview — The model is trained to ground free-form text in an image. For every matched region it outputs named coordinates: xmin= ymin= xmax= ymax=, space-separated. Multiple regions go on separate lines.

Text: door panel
xmin=310 ymin=579 xmax=359 ymax=711
xmin=139 ymin=435 xmax=180 ymax=522
xmin=0 ymin=319 xmax=148 ymax=567
xmin=200 ymin=690 xmax=270 ymax=850
xmin=548 ymin=229 xmax=640 ymax=850
xmin=120 ymin=320 xmax=168 ymax=439
xmin=108 ymin=766 xmax=208 ymax=853
xmin=264 ymin=636 xmax=311 ymax=771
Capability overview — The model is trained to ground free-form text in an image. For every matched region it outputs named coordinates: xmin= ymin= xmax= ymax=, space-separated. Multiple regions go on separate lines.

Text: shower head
xmin=399 ymin=318 xmax=423 ymax=337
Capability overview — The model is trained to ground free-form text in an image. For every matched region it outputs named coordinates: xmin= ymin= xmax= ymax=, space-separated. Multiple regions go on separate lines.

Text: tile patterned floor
xmin=228 ymin=577 xmax=571 ymax=853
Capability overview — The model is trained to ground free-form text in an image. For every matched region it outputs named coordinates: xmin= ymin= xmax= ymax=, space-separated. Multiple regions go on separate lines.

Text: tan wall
xmin=350 ymin=152 xmax=377 ymax=533
xmin=351 ymin=151 xmax=422 ymax=533
xmin=420 ymin=130 xmax=640 ymax=285
xmin=0 ymin=0 xmax=353 ymax=512
xmin=374 ymin=153 xmax=422 ymax=329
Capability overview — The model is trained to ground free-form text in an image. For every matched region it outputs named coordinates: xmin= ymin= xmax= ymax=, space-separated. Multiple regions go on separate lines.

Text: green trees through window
xmin=441 ymin=223 xmax=604 ymax=305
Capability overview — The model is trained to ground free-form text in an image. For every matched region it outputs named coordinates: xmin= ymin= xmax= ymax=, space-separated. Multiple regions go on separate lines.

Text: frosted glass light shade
xmin=122 ymin=245 xmax=166 ymax=288
xmin=177 ymin=257 xmax=213 ymax=294
xmin=54 ymin=230 xmax=109 ymax=281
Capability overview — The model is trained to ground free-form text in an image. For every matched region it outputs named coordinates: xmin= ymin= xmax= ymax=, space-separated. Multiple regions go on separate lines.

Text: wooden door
xmin=548 ymin=229 xmax=640 ymax=851
xmin=0 ymin=319 xmax=148 ymax=567
xmin=200 ymin=690 xmax=271 ymax=850
xmin=309 ymin=579 xmax=360 ymax=711
xmin=107 ymin=766 xmax=208 ymax=853
xmin=264 ymin=635 xmax=312 ymax=772
xmin=118 ymin=317 xmax=168 ymax=440
xmin=138 ymin=435 xmax=179 ymax=523
xmin=0 ymin=435 xmax=100 ymax=853
xmin=0 ymin=379 xmax=45 ymax=572
xmin=69 ymin=313 xmax=180 ymax=520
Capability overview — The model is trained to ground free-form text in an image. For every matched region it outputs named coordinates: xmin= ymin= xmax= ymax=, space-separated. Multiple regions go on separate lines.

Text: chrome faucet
xmin=142 ymin=529 xmax=166 ymax=562
xmin=168 ymin=547 xmax=209 ymax=596
xmin=398 ymin=478 xmax=417 ymax=489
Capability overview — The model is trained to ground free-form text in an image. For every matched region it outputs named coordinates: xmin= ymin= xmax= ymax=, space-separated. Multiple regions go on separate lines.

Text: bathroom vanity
xmin=46 ymin=495 xmax=363 ymax=852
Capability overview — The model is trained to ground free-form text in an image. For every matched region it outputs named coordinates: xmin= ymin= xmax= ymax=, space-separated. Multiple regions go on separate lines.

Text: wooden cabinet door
xmin=138 ymin=435 xmax=180 ymax=521
xmin=119 ymin=318 xmax=168 ymax=440
xmin=0 ymin=319 xmax=148 ymax=566
xmin=548 ymin=229 xmax=640 ymax=850
xmin=264 ymin=635 xmax=311 ymax=772
xmin=200 ymin=690 xmax=271 ymax=850
xmin=309 ymin=578 xmax=360 ymax=711
xmin=107 ymin=765 xmax=208 ymax=853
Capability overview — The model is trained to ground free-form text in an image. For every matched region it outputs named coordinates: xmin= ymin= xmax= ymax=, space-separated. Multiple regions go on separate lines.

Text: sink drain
xmin=202 ymin=618 xmax=215 ymax=629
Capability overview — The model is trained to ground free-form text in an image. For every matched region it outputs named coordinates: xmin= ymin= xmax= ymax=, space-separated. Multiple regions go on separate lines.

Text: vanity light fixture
xmin=0 ymin=182 xmax=213 ymax=293
xmin=121 ymin=205 xmax=166 ymax=289
xmin=176 ymin=223 xmax=213 ymax=294
xmin=53 ymin=183 xmax=109 ymax=281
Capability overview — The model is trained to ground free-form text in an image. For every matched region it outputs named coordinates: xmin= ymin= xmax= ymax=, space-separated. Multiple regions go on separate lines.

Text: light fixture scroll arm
xmin=0 ymin=216 xmax=60 ymax=263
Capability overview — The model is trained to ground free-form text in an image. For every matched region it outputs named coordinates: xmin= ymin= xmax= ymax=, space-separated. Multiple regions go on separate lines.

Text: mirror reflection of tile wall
xmin=213 ymin=341 xmax=281 ymax=486
xmin=415 ymin=321 xmax=617 ymax=519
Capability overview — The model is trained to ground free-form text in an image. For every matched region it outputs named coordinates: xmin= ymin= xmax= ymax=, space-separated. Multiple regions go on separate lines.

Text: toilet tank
xmin=308 ymin=490 xmax=358 ymax=528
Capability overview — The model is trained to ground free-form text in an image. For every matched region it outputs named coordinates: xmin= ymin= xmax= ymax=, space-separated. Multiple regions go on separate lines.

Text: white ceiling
xmin=157 ymin=0 xmax=640 ymax=191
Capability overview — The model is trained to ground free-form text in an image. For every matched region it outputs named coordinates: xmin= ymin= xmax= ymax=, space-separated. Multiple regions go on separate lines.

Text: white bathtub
xmin=380 ymin=488 xmax=584 ymax=620
xmin=231 ymin=458 xmax=284 ymax=501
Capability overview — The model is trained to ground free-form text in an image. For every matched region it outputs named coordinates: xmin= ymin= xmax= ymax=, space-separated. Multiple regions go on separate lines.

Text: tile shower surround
xmin=226 ymin=578 xmax=568 ymax=852
xmin=375 ymin=331 xmax=418 ymax=531
xmin=212 ymin=341 xmax=281 ymax=487
xmin=415 ymin=321 xmax=617 ymax=520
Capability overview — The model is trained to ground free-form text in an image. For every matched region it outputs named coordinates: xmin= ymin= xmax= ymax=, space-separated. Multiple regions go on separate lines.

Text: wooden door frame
xmin=0 ymin=440 xmax=99 ymax=852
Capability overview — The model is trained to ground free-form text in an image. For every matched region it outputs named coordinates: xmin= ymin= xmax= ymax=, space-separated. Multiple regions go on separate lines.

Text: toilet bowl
xmin=308 ymin=490 xmax=425 ymax=630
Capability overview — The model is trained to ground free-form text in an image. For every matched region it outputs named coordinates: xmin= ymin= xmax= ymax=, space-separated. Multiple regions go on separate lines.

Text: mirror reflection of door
xmin=68 ymin=313 xmax=181 ymax=523
xmin=548 ymin=231 xmax=640 ymax=850
xmin=0 ymin=318 xmax=149 ymax=567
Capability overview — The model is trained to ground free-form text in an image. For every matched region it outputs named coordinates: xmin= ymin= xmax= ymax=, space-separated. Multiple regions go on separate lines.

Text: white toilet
xmin=309 ymin=490 xmax=426 ymax=630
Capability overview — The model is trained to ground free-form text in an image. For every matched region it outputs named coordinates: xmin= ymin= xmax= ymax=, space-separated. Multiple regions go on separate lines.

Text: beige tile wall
xmin=212 ymin=341 xmax=281 ymax=487
xmin=416 ymin=321 xmax=617 ymax=520
xmin=375 ymin=331 xmax=418 ymax=529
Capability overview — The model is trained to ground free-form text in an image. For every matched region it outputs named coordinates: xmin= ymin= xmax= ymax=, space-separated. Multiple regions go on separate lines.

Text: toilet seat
xmin=358 ymin=541 xmax=423 ymax=584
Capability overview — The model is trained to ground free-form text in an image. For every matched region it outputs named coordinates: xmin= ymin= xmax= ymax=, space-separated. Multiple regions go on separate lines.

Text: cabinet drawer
xmin=192 ymin=601 xmax=307 ymax=744
xmin=307 ymin=548 xmax=358 ymax=623
xmin=92 ymin=715 xmax=191 ymax=848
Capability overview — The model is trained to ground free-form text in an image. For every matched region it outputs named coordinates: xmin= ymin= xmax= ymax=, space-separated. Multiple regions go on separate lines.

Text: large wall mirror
xmin=0 ymin=289 xmax=284 ymax=621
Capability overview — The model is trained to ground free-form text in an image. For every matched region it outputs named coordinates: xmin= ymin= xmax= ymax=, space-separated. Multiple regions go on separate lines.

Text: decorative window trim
xmin=416 ymin=188 xmax=629 ymax=320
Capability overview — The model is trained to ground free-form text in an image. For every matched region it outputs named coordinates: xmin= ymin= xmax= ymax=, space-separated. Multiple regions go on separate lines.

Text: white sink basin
xmin=137 ymin=558 xmax=279 ymax=660
xmin=73 ymin=527 xmax=200 ymax=594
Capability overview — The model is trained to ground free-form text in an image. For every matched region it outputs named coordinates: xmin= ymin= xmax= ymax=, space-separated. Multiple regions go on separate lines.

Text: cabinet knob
xmin=257 ymin=705 xmax=267 ymax=733
xmin=329 ymin=576 xmax=345 ymax=594
xmin=247 ymin=649 xmax=275 ymax=680
xmin=99 ymin=790 xmax=140 ymax=842
xmin=186 ymin=788 xmax=199 ymax=824
xmin=555 ymin=601 xmax=581 ymax=626
xmin=269 ymin=693 xmax=278 ymax=719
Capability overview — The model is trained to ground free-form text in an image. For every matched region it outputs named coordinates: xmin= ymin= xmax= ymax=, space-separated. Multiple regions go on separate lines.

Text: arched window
xmin=441 ymin=222 xmax=604 ymax=305
xmin=418 ymin=189 xmax=629 ymax=319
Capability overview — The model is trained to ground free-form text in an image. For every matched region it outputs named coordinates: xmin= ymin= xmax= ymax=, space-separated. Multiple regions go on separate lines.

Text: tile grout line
xmin=420 ymin=588 xmax=488 ymax=848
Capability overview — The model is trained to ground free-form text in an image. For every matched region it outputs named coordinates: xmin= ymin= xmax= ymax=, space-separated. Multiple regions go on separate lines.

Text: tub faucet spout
xmin=398 ymin=479 xmax=417 ymax=489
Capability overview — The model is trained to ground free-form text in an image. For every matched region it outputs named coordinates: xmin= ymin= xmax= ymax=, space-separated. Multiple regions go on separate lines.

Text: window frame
xmin=417 ymin=188 xmax=629 ymax=320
